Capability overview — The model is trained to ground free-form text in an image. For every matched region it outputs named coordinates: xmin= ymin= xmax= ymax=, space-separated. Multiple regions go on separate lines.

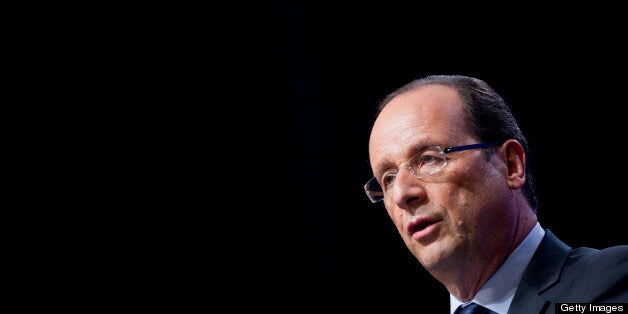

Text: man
xmin=364 ymin=75 xmax=628 ymax=313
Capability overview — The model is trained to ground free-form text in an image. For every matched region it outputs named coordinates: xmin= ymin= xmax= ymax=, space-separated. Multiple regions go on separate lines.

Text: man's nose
xmin=390 ymin=167 xmax=426 ymax=210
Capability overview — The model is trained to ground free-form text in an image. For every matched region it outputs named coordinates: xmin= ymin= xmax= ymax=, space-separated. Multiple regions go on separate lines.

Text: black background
xmin=125 ymin=2 xmax=628 ymax=313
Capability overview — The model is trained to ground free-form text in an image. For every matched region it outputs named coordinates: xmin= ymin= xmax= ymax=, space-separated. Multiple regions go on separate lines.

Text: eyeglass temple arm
xmin=444 ymin=142 xmax=499 ymax=153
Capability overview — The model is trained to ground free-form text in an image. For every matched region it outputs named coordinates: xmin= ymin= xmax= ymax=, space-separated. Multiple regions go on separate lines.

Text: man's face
xmin=368 ymin=84 xmax=517 ymax=274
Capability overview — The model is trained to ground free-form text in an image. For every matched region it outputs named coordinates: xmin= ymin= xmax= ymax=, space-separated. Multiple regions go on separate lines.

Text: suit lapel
xmin=508 ymin=230 xmax=571 ymax=314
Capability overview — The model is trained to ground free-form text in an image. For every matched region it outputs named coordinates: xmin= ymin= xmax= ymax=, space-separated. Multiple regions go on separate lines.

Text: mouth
xmin=407 ymin=217 xmax=440 ymax=240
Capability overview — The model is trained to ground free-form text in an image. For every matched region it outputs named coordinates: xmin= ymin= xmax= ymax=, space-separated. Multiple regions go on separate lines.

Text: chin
xmin=415 ymin=238 xmax=459 ymax=272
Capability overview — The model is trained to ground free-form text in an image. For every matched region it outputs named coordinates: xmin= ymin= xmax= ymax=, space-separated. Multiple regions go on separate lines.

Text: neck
xmin=440 ymin=207 xmax=538 ymax=302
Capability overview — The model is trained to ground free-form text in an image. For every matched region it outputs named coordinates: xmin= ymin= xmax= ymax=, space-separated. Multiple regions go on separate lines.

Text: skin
xmin=368 ymin=84 xmax=537 ymax=301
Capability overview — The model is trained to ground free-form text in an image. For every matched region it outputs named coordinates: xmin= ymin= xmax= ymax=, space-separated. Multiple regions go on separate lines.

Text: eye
xmin=381 ymin=171 xmax=397 ymax=190
xmin=418 ymin=154 xmax=440 ymax=165
xmin=410 ymin=151 xmax=439 ymax=168
xmin=410 ymin=149 xmax=445 ymax=175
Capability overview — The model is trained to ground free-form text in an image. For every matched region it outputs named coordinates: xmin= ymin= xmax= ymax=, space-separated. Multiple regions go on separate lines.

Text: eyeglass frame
xmin=364 ymin=142 xmax=500 ymax=203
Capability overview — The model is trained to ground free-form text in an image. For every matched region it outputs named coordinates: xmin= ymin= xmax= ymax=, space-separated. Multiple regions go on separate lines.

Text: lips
xmin=407 ymin=216 xmax=440 ymax=240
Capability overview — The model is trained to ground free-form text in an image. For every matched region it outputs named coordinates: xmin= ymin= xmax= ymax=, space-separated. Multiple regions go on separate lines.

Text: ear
xmin=500 ymin=139 xmax=526 ymax=190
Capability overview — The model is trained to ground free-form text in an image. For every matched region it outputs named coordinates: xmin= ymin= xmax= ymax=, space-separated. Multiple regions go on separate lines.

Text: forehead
xmin=369 ymin=85 xmax=469 ymax=158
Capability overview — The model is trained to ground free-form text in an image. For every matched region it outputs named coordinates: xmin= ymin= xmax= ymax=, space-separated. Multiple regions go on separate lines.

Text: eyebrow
xmin=372 ymin=157 xmax=394 ymax=179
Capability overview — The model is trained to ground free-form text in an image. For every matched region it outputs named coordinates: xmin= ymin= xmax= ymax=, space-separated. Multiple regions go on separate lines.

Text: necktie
xmin=454 ymin=302 xmax=498 ymax=314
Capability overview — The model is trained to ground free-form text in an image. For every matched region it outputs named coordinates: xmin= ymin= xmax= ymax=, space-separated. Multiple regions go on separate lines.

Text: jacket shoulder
xmin=561 ymin=242 xmax=628 ymax=301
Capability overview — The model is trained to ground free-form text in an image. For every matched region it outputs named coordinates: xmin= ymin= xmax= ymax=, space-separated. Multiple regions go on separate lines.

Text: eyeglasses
xmin=364 ymin=142 xmax=499 ymax=203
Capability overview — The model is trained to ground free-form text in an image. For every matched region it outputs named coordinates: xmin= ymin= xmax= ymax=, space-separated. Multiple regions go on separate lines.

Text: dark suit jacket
xmin=508 ymin=229 xmax=628 ymax=313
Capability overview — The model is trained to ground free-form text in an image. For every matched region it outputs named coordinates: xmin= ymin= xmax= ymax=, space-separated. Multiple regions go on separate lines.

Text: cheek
xmin=440 ymin=184 xmax=472 ymax=209
xmin=436 ymin=179 xmax=485 ymax=225
xmin=452 ymin=170 xmax=511 ymax=230
xmin=445 ymin=161 xmax=502 ymax=206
